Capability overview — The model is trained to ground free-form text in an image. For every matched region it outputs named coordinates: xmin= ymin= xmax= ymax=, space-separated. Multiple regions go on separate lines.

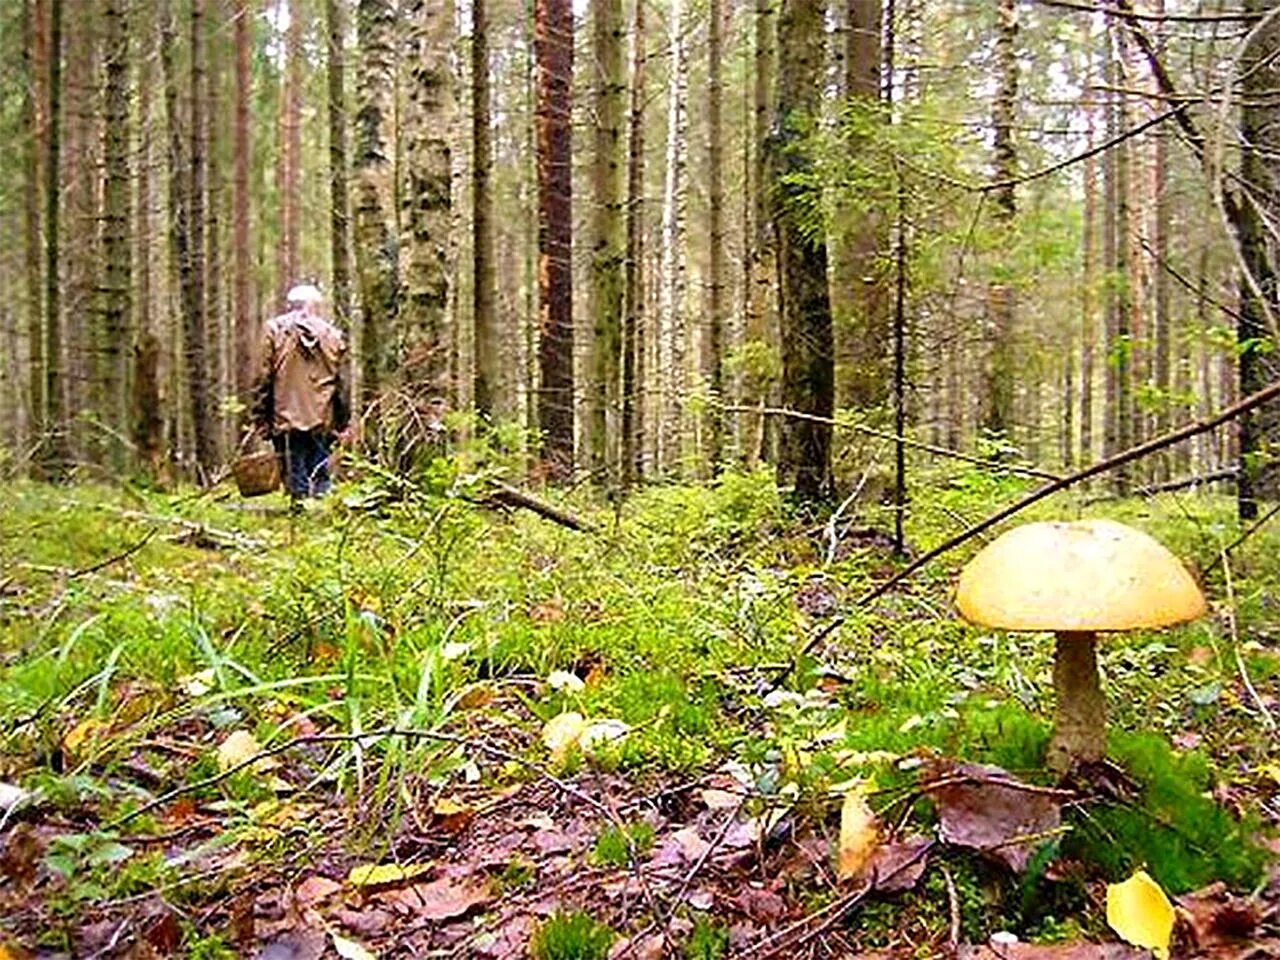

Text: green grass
xmin=0 ymin=462 xmax=1276 ymax=948
xmin=529 ymin=911 xmax=615 ymax=960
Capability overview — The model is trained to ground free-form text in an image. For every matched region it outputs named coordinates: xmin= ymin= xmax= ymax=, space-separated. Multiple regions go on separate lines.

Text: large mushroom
xmin=955 ymin=519 xmax=1206 ymax=773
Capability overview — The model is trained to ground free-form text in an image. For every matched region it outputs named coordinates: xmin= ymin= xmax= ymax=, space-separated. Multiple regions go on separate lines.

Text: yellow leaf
xmin=216 ymin=730 xmax=278 ymax=774
xmin=346 ymin=862 xmax=430 ymax=888
xmin=836 ymin=784 xmax=881 ymax=881
xmin=541 ymin=711 xmax=587 ymax=761
xmin=62 ymin=718 xmax=110 ymax=758
xmin=1106 ymin=869 xmax=1174 ymax=960
xmin=330 ymin=932 xmax=378 ymax=960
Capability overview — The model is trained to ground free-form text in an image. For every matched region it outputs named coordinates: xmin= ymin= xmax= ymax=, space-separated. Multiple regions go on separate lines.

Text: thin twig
xmin=1219 ymin=547 xmax=1277 ymax=731
xmin=943 ymin=864 xmax=960 ymax=953
xmin=771 ymin=377 xmax=1280 ymax=690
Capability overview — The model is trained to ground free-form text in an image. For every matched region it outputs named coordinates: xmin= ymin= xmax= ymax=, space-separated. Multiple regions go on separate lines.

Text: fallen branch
xmin=771 ymin=377 xmax=1280 ymax=689
xmin=1085 ymin=468 xmax=1238 ymax=504
xmin=724 ymin=404 xmax=1061 ymax=480
xmin=479 ymin=482 xmax=597 ymax=533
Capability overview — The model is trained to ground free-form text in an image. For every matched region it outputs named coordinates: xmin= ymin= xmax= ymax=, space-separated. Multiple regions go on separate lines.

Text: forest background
xmin=0 ymin=0 xmax=1277 ymax=508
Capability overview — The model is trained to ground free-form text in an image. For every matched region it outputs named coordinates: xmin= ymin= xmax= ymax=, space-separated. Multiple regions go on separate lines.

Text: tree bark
xmin=621 ymin=0 xmax=647 ymax=488
xmin=100 ymin=0 xmax=131 ymax=469
xmin=472 ymin=0 xmax=500 ymax=420
xmin=770 ymin=0 xmax=834 ymax=502
xmin=22 ymin=0 xmax=44 ymax=461
xmin=1080 ymin=37 xmax=1096 ymax=469
xmin=40 ymin=0 xmax=67 ymax=477
xmin=1237 ymin=0 xmax=1280 ymax=520
xmin=233 ymin=0 xmax=254 ymax=423
xmin=658 ymin=0 xmax=688 ymax=473
xmin=705 ymin=0 xmax=726 ymax=471
xmin=353 ymin=0 xmax=399 ymax=417
xmin=587 ymin=0 xmax=626 ymax=485
xmin=326 ymin=0 xmax=351 ymax=333
xmin=280 ymin=0 xmax=302 ymax=290
xmin=535 ymin=0 xmax=574 ymax=478
xmin=982 ymin=0 xmax=1017 ymax=441
xmin=186 ymin=0 xmax=215 ymax=476
xmin=133 ymin=11 xmax=161 ymax=472
xmin=400 ymin=0 xmax=455 ymax=445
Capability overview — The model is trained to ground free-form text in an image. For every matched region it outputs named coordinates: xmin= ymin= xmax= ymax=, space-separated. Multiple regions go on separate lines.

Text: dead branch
xmin=773 ymin=377 xmax=1280 ymax=689
xmin=479 ymin=482 xmax=597 ymax=532
xmin=724 ymin=404 xmax=1060 ymax=481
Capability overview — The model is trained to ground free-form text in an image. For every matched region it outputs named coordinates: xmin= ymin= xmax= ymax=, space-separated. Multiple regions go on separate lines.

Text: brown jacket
xmin=252 ymin=311 xmax=350 ymax=435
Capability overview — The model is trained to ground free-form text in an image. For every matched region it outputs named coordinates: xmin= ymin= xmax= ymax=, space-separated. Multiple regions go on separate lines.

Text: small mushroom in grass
xmin=955 ymin=519 xmax=1206 ymax=774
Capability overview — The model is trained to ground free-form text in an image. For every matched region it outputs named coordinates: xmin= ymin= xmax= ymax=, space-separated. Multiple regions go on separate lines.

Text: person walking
xmin=252 ymin=282 xmax=351 ymax=500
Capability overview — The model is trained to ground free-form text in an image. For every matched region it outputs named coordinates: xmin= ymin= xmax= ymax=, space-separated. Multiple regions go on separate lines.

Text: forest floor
xmin=0 ymin=462 xmax=1278 ymax=959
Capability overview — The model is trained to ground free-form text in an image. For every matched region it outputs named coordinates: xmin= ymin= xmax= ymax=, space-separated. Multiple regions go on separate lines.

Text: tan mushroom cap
xmin=956 ymin=519 xmax=1207 ymax=632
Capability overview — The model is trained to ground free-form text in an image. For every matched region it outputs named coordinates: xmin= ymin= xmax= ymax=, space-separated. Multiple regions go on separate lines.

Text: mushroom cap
xmin=956 ymin=518 xmax=1206 ymax=632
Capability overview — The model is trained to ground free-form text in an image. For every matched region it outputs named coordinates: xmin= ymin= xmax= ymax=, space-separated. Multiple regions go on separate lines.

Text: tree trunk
xmin=472 ymin=0 xmax=500 ymax=420
xmin=770 ymin=0 xmax=833 ymax=502
xmin=1080 ymin=37 xmax=1096 ymax=469
xmin=133 ymin=11 xmax=161 ymax=472
xmin=326 ymin=0 xmax=351 ymax=333
xmin=1102 ymin=28 xmax=1118 ymax=469
xmin=1151 ymin=0 xmax=1171 ymax=482
xmin=187 ymin=0 xmax=215 ymax=476
xmin=587 ymin=0 xmax=626 ymax=485
xmin=621 ymin=0 xmax=647 ymax=488
xmin=658 ymin=0 xmax=687 ymax=474
xmin=40 ymin=0 xmax=67 ymax=477
xmin=982 ymin=0 xmax=1017 ymax=441
xmin=206 ymin=3 xmax=228 ymax=454
xmin=705 ymin=0 xmax=726 ymax=472
xmin=1112 ymin=30 xmax=1133 ymax=494
xmin=23 ymin=0 xmax=43 ymax=463
xmin=353 ymin=0 xmax=399 ymax=418
xmin=400 ymin=0 xmax=455 ymax=444
xmin=233 ymin=0 xmax=254 ymax=423
xmin=1237 ymin=0 xmax=1280 ymax=520
xmin=535 ymin=0 xmax=574 ymax=478
xmin=279 ymin=0 xmax=302 ymax=290
xmin=742 ymin=0 xmax=776 ymax=467
xmin=100 ymin=0 xmax=131 ymax=469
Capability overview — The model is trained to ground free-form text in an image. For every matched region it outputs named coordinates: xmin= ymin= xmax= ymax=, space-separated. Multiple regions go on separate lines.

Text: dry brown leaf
xmin=700 ymin=788 xmax=741 ymax=810
xmin=1175 ymin=882 xmax=1262 ymax=952
xmin=930 ymin=761 xmax=1063 ymax=872
xmin=862 ymin=835 xmax=932 ymax=892
xmin=294 ymin=875 xmax=343 ymax=908
xmin=217 ymin=730 xmax=279 ymax=774
xmin=253 ymin=928 xmax=328 ymax=960
xmin=378 ymin=876 xmax=492 ymax=920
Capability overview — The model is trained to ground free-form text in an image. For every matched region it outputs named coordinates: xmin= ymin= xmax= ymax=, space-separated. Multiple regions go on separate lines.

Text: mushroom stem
xmin=1046 ymin=630 xmax=1107 ymax=773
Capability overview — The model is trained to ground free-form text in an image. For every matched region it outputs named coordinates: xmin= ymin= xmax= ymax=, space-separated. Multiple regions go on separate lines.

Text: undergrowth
xmin=0 ymin=460 xmax=1276 ymax=952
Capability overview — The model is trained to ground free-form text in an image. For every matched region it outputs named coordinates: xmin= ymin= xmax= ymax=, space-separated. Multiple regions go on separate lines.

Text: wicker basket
xmin=233 ymin=448 xmax=281 ymax=497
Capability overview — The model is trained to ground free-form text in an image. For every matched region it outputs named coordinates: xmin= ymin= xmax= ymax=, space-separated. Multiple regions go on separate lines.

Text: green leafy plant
xmin=590 ymin=820 xmax=655 ymax=868
xmin=529 ymin=911 xmax=615 ymax=960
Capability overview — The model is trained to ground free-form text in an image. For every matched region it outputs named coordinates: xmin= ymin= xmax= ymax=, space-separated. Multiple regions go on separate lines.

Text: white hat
xmin=286 ymin=283 xmax=323 ymax=304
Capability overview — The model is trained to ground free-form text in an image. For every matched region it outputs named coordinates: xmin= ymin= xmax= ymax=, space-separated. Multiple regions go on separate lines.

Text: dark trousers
xmin=273 ymin=430 xmax=334 ymax=498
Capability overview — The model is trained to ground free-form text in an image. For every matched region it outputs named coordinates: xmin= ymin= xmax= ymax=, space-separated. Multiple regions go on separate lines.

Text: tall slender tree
xmin=187 ymin=0 xmax=216 ymax=475
xmin=400 ymin=0 xmax=455 ymax=430
xmin=588 ymin=0 xmax=625 ymax=483
xmin=233 ymin=0 xmax=254 ymax=417
xmin=353 ymin=0 xmax=399 ymax=416
xmin=535 ymin=0 xmax=574 ymax=477
xmin=705 ymin=0 xmax=725 ymax=470
xmin=770 ymin=0 xmax=833 ymax=501
xmin=982 ymin=0 xmax=1017 ymax=440
xmin=472 ymin=0 xmax=499 ymax=420
xmin=40 ymin=0 xmax=67 ymax=476
xmin=100 ymin=0 xmax=131 ymax=468
xmin=280 ymin=0 xmax=303 ymax=289
xmin=621 ymin=0 xmax=647 ymax=487
xmin=658 ymin=0 xmax=688 ymax=472
xmin=23 ymin=0 xmax=43 ymax=457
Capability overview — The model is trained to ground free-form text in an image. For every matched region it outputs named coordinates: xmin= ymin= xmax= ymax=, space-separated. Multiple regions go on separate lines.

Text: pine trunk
xmin=23 ymin=0 xmax=43 ymax=460
xmin=133 ymin=13 xmax=161 ymax=471
xmin=472 ymin=0 xmax=500 ymax=420
xmin=233 ymin=0 xmax=254 ymax=421
xmin=326 ymin=0 xmax=351 ymax=331
xmin=535 ymin=0 xmax=574 ymax=477
xmin=771 ymin=0 xmax=833 ymax=501
xmin=1080 ymin=39 xmax=1096 ymax=468
xmin=705 ymin=0 xmax=726 ymax=471
xmin=41 ymin=0 xmax=67 ymax=477
xmin=621 ymin=0 xmax=647 ymax=488
xmin=100 ymin=0 xmax=131 ymax=469
xmin=587 ymin=0 xmax=625 ymax=485
xmin=658 ymin=0 xmax=687 ymax=473
xmin=281 ymin=0 xmax=302 ymax=289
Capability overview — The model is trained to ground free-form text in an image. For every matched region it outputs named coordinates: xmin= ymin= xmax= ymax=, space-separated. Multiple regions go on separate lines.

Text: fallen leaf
xmin=700 ymin=788 xmax=741 ymax=810
xmin=1174 ymin=882 xmax=1261 ymax=950
xmin=378 ymin=876 xmax=492 ymax=920
xmin=456 ymin=684 xmax=495 ymax=710
xmin=1107 ymin=869 xmax=1175 ymax=960
xmin=62 ymin=717 xmax=110 ymax=757
xmin=330 ymin=932 xmax=377 ymax=960
xmin=431 ymin=796 xmax=475 ymax=834
xmin=217 ymin=730 xmax=278 ymax=774
xmin=862 ymin=835 xmax=932 ymax=892
xmin=295 ymin=875 xmax=343 ymax=907
xmin=546 ymin=670 xmax=585 ymax=692
xmin=253 ymin=929 xmax=327 ymax=960
xmin=668 ymin=826 xmax=711 ymax=864
xmin=836 ymin=783 xmax=880 ymax=881
xmin=930 ymin=761 xmax=1063 ymax=872
xmin=734 ymin=886 xmax=787 ymax=922
xmin=347 ymin=862 xmax=431 ymax=888
xmin=541 ymin=711 xmax=587 ymax=761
